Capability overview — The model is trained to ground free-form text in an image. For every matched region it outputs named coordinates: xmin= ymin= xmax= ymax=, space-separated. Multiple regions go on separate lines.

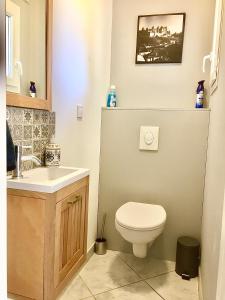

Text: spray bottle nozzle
xmin=198 ymin=80 xmax=205 ymax=85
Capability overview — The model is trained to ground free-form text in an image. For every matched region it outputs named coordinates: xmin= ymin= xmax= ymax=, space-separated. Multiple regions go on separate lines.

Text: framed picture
xmin=135 ymin=13 xmax=186 ymax=64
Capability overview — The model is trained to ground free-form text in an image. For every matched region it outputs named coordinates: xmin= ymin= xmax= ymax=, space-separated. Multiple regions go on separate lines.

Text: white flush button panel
xmin=139 ymin=126 xmax=159 ymax=151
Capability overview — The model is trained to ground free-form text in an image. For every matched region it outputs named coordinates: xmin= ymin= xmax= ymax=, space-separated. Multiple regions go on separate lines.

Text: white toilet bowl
xmin=115 ymin=202 xmax=166 ymax=258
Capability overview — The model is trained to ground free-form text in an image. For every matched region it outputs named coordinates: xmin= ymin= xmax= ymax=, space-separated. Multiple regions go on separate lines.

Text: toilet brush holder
xmin=95 ymin=238 xmax=107 ymax=255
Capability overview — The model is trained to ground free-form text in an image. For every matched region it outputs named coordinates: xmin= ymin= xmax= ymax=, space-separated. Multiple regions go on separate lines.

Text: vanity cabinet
xmin=55 ymin=186 xmax=87 ymax=287
xmin=8 ymin=176 xmax=89 ymax=300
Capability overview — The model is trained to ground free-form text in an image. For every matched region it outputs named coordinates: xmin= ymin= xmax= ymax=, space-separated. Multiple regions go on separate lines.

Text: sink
xmin=7 ymin=166 xmax=90 ymax=193
xmin=24 ymin=166 xmax=78 ymax=180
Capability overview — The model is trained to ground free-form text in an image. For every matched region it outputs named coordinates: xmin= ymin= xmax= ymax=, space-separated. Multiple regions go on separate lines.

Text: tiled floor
xmin=8 ymin=250 xmax=198 ymax=300
xmin=58 ymin=250 xmax=199 ymax=300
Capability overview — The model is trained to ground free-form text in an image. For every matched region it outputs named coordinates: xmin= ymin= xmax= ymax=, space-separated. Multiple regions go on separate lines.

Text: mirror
xmin=6 ymin=0 xmax=52 ymax=111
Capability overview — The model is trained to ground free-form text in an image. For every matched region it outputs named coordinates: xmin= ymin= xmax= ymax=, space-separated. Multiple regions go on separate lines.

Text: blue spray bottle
xmin=195 ymin=80 xmax=205 ymax=108
xmin=107 ymin=85 xmax=117 ymax=107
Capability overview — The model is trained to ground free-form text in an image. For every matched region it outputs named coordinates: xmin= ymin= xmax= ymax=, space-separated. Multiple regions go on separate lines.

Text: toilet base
xmin=132 ymin=241 xmax=154 ymax=258
xmin=133 ymin=244 xmax=147 ymax=258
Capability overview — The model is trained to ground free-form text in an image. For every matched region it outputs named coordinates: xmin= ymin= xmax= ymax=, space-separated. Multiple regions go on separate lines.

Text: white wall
xmin=111 ymin=0 xmax=215 ymax=108
xmin=0 ymin=0 xmax=7 ymax=298
xmin=52 ymin=0 xmax=113 ymax=249
xmin=201 ymin=3 xmax=225 ymax=298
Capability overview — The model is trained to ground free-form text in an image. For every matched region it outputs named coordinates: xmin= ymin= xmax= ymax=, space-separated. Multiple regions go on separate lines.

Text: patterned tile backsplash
xmin=7 ymin=106 xmax=55 ymax=171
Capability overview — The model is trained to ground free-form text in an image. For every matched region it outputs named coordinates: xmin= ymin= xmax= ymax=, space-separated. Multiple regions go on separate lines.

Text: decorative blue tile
xmin=12 ymin=125 xmax=23 ymax=140
xmin=23 ymin=109 xmax=33 ymax=125
xmin=6 ymin=106 xmax=55 ymax=171
xmin=41 ymin=125 xmax=49 ymax=138
xmin=41 ymin=111 xmax=49 ymax=124
xmin=11 ymin=108 xmax=23 ymax=124
xmin=41 ymin=139 xmax=49 ymax=151
xmin=49 ymin=125 xmax=55 ymax=139
xmin=33 ymin=140 xmax=41 ymax=154
xmin=23 ymin=125 xmax=33 ymax=140
xmin=49 ymin=112 xmax=55 ymax=125
xmin=22 ymin=140 xmax=32 ymax=155
xmin=33 ymin=125 xmax=41 ymax=139
xmin=33 ymin=110 xmax=42 ymax=124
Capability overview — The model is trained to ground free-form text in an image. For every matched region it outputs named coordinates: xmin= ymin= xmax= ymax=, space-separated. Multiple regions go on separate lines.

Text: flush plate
xmin=139 ymin=126 xmax=159 ymax=151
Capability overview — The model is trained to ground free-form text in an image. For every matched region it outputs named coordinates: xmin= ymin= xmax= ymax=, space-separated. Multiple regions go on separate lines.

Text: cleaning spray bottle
xmin=107 ymin=85 xmax=117 ymax=107
xmin=195 ymin=80 xmax=205 ymax=108
xmin=29 ymin=81 xmax=36 ymax=98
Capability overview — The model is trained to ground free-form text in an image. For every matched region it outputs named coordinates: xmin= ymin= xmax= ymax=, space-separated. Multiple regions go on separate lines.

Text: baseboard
xmin=199 ymin=267 xmax=203 ymax=300
xmin=87 ymin=242 xmax=95 ymax=260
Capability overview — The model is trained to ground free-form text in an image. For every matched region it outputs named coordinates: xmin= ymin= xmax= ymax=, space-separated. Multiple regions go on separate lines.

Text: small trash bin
xmin=175 ymin=236 xmax=200 ymax=280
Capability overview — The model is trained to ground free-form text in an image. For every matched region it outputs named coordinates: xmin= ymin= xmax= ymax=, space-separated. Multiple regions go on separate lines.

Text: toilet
xmin=115 ymin=202 xmax=166 ymax=258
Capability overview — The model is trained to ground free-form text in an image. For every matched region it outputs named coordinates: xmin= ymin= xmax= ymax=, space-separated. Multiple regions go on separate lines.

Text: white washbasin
xmin=7 ymin=166 xmax=90 ymax=193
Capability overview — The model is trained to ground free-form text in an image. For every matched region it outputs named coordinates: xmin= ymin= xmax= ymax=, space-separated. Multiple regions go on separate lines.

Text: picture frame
xmin=135 ymin=13 xmax=186 ymax=64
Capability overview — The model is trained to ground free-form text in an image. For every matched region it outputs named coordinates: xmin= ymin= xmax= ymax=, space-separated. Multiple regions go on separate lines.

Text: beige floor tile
xmin=119 ymin=252 xmax=175 ymax=279
xmin=80 ymin=251 xmax=141 ymax=295
xmin=95 ymin=281 xmax=163 ymax=300
xmin=58 ymin=275 xmax=92 ymax=300
xmin=146 ymin=271 xmax=199 ymax=300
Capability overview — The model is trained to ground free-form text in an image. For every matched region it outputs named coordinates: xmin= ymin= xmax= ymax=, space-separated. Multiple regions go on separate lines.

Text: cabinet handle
xmin=67 ymin=195 xmax=82 ymax=205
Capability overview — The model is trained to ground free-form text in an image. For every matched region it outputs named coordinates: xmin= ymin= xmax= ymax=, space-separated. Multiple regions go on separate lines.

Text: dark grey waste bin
xmin=175 ymin=236 xmax=200 ymax=280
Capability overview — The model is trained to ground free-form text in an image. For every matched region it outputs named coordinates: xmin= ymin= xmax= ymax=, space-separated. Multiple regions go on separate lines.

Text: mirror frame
xmin=6 ymin=0 xmax=52 ymax=111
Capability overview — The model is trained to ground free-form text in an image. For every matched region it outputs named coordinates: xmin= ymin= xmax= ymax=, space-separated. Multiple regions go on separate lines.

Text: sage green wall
xmin=99 ymin=108 xmax=209 ymax=260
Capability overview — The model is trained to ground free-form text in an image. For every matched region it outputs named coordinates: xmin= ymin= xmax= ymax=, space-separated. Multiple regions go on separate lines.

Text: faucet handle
xmin=22 ymin=146 xmax=32 ymax=149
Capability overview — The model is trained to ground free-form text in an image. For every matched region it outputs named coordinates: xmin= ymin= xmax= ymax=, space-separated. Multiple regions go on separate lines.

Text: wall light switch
xmin=139 ymin=126 xmax=159 ymax=151
xmin=77 ymin=105 xmax=83 ymax=120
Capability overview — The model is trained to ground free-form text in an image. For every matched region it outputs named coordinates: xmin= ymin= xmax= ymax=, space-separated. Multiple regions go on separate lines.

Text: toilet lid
xmin=116 ymin=202 xmax=166 ymax=231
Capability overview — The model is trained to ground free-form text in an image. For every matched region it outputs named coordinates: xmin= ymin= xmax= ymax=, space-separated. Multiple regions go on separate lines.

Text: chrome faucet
xmin=12 ymin=145 xmax=42 ymax=178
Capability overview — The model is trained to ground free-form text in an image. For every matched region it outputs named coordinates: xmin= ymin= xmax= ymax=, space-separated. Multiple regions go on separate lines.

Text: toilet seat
xmin=115 ymin=202 xmax=166 ymax=231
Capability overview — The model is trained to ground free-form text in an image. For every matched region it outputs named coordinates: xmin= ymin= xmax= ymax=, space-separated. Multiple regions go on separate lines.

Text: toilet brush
xmin=100 ymin=213 xmax=106 ymax=240
xmin=95 ymin=213 xmax=107 ymax=255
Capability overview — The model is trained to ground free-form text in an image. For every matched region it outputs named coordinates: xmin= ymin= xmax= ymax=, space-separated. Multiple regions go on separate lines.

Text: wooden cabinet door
xmin=8 ymin=195 xmax=45 ymax=300
xmin=54 ymin=186 xmax=87 ymax=287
